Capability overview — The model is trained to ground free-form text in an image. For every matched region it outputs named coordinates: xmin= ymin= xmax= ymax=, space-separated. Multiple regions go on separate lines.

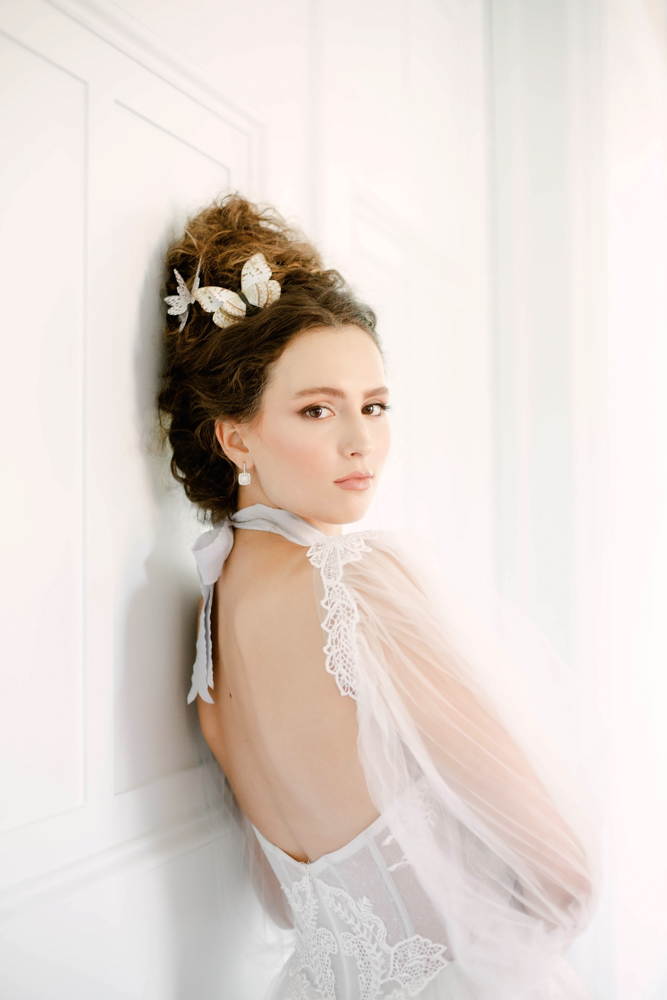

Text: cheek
xmin=375 ymin=419 xmax=392 ymax=463
xmin=261 ymin=417 xmax=332 ymax=476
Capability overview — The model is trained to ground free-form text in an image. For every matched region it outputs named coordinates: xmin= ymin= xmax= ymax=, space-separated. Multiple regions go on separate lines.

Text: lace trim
xmin=283 ymin=873 xmax=450 ymax=1000
xmin=306 ymin=533 xmax=377 ymax=700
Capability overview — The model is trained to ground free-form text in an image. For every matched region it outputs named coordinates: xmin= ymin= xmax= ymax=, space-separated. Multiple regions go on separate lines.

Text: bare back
xmin=197 ymin=528 xmax=378 ymax=863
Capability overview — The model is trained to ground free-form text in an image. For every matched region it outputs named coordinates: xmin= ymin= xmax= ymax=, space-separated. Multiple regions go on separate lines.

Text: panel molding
xmin=45 ymin=0 xmax=264 ymax=191
xmin=0 ymin=805 xmax=227 ymax=921
xmin=0 ymin=30 xmax=88 ymax=835
xmin=46 ymin=0 xmax=263 ymax=128
xmin=114 ymin=99 xmax=231 ymax=178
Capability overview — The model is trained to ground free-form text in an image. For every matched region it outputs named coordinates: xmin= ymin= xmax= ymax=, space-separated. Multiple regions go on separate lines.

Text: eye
xmin=302 ymin=404 xmax=334 ymax=419
xmin=363 ymin=402 xmax=390 ymax=416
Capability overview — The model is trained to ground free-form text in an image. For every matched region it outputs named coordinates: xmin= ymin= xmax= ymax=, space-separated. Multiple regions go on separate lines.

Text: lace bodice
xmin=254 ymin=781 xmax=451 ymax=1000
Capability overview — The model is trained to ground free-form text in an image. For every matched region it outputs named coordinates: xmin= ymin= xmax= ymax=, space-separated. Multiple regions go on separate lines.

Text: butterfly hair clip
xmin=164 ymin=253 xmax=281 ymax=331
xmin=164 ymin=259 xmax=201 ymax=332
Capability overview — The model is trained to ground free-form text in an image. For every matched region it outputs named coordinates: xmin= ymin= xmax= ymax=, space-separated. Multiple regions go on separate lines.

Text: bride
xmin=159 ymin=195 xmax=599 ymax=1000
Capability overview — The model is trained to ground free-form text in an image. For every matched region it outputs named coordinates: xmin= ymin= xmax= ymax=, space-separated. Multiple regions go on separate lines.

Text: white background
xmin=0 ymin=1 xmax=664 ymax=998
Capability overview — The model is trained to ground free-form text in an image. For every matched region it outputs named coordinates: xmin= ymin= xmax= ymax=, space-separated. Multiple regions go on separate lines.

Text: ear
xmin=215 ymin=419 xmax=253 ymax=472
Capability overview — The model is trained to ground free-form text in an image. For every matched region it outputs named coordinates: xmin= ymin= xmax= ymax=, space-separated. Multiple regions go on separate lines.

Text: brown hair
xmin=158 ymin=194 xmax=380 ymax=523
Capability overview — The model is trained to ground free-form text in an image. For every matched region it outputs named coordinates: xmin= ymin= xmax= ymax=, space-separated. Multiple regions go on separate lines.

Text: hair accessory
xmin=192 ymin=252 xmax=281 ymax=329
xmin=238 ymin=463 xmax=251 ymax=486
xmin=164 ymin=259 xmax=201 ymax=332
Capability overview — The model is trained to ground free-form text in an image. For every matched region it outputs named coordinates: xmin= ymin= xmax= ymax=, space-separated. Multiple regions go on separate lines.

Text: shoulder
xmin=230 ymin=534 xmax=322 ymax=657
xmin=306 ymin=528 xmax=415 ymax=573
xmin=310 ymin=528 xmax=436 ymax=611
xmin=306 ymin=530 xmax=381 ymax=570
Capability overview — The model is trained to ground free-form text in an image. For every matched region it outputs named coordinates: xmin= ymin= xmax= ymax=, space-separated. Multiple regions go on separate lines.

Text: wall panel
xmin=0 ymin=34 xmax=86 ymax=832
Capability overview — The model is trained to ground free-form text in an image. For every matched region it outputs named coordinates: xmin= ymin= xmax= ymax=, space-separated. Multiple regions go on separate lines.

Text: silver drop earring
xmin=238 ymin=462 xmax=251 ymax=486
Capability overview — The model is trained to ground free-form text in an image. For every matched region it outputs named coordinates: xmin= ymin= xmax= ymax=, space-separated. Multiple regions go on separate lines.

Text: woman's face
xmin=217 ymin=325 xmax=391 ymax=533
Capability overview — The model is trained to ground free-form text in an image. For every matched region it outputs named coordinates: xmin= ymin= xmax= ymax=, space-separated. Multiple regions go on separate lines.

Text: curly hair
xmin=158 ymin=194 xmax=380 ymax=523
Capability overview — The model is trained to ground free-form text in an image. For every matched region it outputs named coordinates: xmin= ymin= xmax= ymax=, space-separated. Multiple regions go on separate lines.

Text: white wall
xmin=601 ymin=2 xmax=667 ymax=996
xmin=0 ymin=1 xmax=493 ymax=997
xmin=487 ymin=2 xmax=667 ymax=998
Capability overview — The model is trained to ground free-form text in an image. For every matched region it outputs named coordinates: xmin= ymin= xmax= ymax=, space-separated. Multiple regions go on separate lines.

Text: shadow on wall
xmin=111 ymin=232 xmax=287 ymax=995
xmin=115 ymin=231 xmax=203 ymax=796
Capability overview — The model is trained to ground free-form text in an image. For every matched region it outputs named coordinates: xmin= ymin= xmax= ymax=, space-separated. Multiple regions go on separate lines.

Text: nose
xmin=342 ymin=411 xmax=373 ymax=459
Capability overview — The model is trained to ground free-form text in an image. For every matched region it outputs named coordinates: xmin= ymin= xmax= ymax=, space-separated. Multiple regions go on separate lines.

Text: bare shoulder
xmin=232 ymin=535 xmax=324 ymax=665
xmin=224 ymin=530 xmax=311 ymax=605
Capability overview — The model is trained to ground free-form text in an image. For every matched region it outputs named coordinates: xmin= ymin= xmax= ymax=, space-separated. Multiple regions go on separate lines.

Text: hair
xmin=158 ymin=194 xmax=380 ymax=523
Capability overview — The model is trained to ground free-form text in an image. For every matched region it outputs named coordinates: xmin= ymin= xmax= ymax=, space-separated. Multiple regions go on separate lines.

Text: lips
xmin=334 ymin=471 xmax=373 ymax=491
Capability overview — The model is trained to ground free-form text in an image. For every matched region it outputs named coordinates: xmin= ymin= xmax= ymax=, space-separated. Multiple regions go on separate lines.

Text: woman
xmin=159 ymin=196 xmax=599 ymax=1000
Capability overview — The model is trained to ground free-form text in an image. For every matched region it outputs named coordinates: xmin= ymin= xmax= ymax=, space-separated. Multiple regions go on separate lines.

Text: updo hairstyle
xmin=158 ymin=194 xmax=380 ymax=523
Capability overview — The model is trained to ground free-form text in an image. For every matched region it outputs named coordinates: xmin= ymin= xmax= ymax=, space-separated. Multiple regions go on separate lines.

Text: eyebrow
xmin=293 ymin=385 xmax=390 ymax=399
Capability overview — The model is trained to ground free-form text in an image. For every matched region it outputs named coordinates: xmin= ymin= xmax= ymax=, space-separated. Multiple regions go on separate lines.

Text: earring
xmin=238 ymin=462 xmax=251 ymax=486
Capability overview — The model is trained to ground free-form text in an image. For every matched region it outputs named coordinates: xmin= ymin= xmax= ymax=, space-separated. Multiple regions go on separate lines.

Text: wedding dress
xmin=189 ymin=504 xmax=599 ymax=1000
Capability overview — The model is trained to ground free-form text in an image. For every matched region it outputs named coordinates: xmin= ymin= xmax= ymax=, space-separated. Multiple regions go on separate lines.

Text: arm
xmin=343 ymin=537 xmax=596 ymax=932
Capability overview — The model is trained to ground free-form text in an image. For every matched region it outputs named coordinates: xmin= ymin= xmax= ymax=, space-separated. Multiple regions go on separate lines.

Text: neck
xmin=236 ymin=487 xmax=343 ymax=538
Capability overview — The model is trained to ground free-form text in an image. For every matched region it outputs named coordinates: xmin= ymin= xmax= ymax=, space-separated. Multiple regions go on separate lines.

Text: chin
xmin=324 ymin=491 xmax=374 ymax=525
xmin=271 ymin=484 xmax=376 ymax=527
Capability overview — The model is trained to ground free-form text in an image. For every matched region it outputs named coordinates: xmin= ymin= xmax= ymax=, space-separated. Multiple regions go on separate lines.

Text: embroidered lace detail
xmin=307 ymin=533 xmax=378 ymax=699
xmin=283 ymin=876 xmax=338 ymax=1000
xmin=284 ymin=971 xmax=316 ymax=1000
xmin=282 ymin=873 xmax=450 ymax=1000
xmin=414 ymin=780 xmax=444 ymax=829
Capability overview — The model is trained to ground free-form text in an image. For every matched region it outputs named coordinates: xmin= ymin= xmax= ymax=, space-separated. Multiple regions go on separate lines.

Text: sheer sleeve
xmin=308 ymin=530 xmax=601 ymax=998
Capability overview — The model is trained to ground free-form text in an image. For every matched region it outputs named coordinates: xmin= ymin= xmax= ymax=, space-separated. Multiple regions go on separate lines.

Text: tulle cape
xmin=310 ymin=529 xmax=600 ymax=998
xmin=196 ymin=519 xmax=601 ymax=1000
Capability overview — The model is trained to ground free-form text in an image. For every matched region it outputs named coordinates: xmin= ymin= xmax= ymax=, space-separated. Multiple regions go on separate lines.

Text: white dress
xmin=254 ymin=779 xmax=452 ymax=1000
xmin=189 ymin=505 xmax=599 ymax=1000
